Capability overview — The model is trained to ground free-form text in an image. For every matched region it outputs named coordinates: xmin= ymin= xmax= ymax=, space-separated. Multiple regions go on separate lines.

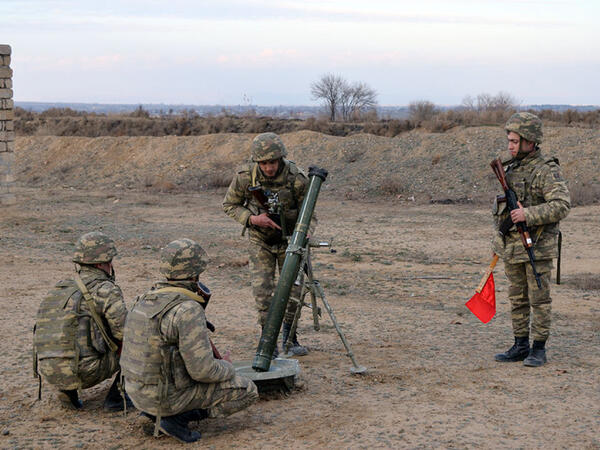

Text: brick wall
xmin=0 ymin=44 xmax=15 ymax=205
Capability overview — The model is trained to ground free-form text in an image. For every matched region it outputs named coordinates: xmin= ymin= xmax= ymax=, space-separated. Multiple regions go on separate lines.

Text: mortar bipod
xmin=284 ymin=239 xmax=367 ymax=374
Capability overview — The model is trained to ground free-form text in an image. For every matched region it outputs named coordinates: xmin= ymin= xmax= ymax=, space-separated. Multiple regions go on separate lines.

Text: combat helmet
xmin=159 ymin=238 xmax=208 ymax=280
xmin=251 ymin=132 xmax=287 ymax=162
xmin=73 ymin=231 xmax=117 ymax=264
xmin=505 ymin=112 xmax=543 ymax=144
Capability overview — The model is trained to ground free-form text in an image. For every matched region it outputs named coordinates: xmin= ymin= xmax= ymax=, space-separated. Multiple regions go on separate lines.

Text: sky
xmin=1 ymin=0 xmax=599 ymax=106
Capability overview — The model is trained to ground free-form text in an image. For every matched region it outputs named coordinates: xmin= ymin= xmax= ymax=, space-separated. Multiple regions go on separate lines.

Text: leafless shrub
xmin=379 ymin=178 xmax=406 ymax=196
xmin=363 ymin=119 xmax=414 ymax=137
xmin=422 ymin=117 xmax=456 ymax=133
xmin=13 ymin=103 xmax=600 ymax=139
xmin=408 ymin=100 xmax=437 ymax=122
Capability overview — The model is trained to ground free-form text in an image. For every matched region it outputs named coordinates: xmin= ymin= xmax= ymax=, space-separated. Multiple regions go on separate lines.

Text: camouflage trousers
xmin=184 ymin=375 xmax=258 ymax=418
xmin=39 ymin=351 xmax=119 ymax=390
xmin=504 ymin=259 xmax=553 ymax=342
xmin=248 ymin=241 xmax=302 ymax=327
xmin=78 ymin=352 xmax=120 ymax=389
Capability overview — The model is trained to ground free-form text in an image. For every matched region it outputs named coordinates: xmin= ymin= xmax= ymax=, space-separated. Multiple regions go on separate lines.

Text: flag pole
xmin=476 ymin=254 xmax=499 ymax=293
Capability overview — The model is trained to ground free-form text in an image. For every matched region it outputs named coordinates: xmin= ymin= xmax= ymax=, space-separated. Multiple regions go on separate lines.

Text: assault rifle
xmin=248 ymin=185 xmax=288 ymax=237
xmin=491 ymin=158 xmax=542 ymax=288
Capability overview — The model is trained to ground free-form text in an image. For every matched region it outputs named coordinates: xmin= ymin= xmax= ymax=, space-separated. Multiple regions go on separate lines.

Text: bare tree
xmin=408 ymin=100 xmax=437 ymax=122
xmin=471 ymin=91 xmax=518 ymax=112
xmin=461 ymin=95 xmax=476 ymax=110
xmin=492 ymin=91 xmax=519 ymax=112
xmin=310 ymin=73 xmax=345 ymax=121
xmin=340 ymin=81 xmax=378 ymax=121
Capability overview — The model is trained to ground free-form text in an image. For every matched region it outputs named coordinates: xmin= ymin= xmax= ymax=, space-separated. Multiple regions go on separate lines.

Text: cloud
xmin=0 ymin=0 xmax=584 ymax=30
xmin=215 ymin=48 xmax=301 ymax=67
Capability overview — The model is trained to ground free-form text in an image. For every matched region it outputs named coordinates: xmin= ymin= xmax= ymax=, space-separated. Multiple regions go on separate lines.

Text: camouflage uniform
xmin=121 ymin=240 xmax=258 ymax=420
xmin=492 ymin=114 xmax=570 ymax=343
xmin=34 ymin=232 xmax=126 ymax=393
xmin=222 ymin=133 xmax=315 ymax=327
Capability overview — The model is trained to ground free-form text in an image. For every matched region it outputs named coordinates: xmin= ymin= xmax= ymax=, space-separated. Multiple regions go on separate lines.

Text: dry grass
xmin=569 ymin=182 xmax=600 ymax=206
xmin=565 ymin=273 xmax=600 ymax=290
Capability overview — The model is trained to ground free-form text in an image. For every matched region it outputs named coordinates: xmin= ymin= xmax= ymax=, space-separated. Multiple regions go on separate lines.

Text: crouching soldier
xmin=120 ymin=238 xmax=258 ymax=443
xmin=33 ymin=231 xmax=130 ymax=411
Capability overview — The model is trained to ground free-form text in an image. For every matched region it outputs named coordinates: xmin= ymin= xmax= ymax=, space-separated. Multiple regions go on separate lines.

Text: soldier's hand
xmin=222 ymin=350 xmax=232 ymax=363
xmin=250 ymin=213 xmax=281 ymax=230
xmin=510 ymin=201 xmax=526 ymax=223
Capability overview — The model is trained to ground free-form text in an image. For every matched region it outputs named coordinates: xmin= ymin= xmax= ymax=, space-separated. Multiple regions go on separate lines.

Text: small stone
xmin=2 ymin=429 xmax=9 ymax=436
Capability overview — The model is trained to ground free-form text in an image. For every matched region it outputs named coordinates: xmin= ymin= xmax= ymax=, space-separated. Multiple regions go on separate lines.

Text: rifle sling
xmin=153 ymin=287 xmax=206 ymax=305
xmin=73 ymin=273 xmax=119 ymax=353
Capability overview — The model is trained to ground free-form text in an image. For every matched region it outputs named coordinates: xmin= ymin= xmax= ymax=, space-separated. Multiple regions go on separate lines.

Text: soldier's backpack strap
xmin=251 ymin=163 xmax=259 ymax=188
xmin=153 ymin=287 xmax=207 ymax=305
xmin=73 ymin=273 xmax=119 ymax=353
xmin=239 ymin=163 xmax=259 ymax=237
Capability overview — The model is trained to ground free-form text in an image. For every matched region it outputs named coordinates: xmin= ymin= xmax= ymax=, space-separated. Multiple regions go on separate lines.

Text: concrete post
xmin=0 ymin=44 xmax=15 ymax=205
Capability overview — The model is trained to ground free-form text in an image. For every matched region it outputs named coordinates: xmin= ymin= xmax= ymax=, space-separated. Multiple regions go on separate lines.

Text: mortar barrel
xmin=252 ymin=166 xmax=328 ymax=372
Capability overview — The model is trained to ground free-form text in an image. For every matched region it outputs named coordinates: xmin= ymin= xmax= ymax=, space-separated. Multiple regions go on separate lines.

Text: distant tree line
xmin=13 ymin=92 xmax=599 ymax=138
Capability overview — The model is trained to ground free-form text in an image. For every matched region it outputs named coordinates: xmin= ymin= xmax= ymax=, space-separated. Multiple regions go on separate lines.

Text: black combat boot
xmin=58 ymin=389 xmax=83 ymax=409
xmin=159 ymin=413 xmax=202 ymax=443
xmin=178 ymin=408 xmax=210 ymax=423
xmin=103 ymin=374 xmax=134 ymax=412
xmin=282 ymin=323 xmax=308 ymax=357
xmin=523 ymin=340 xmax=547 ymax=367
xmin=141 ymin=409 xmax=208 ymax=425
xmin=494 ymin=336 xmax=530 ymax=362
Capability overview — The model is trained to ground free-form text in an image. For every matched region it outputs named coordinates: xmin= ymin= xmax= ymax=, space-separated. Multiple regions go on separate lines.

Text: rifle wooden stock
xmin=210 ymin=338 xmax=222 ymax=360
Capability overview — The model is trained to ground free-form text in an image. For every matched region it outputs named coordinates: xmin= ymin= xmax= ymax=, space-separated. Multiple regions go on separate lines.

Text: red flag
xmin=465 ymin=254 xmax=498 ymax=323
xmin=466 ymin=273 xmax=496 ymax=323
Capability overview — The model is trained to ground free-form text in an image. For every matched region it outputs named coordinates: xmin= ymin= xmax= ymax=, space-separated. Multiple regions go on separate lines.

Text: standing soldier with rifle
xmin=223 ymin=132 xmax=316 ymax=356
xmin=491 ymin=112 xmax=570 ymax=367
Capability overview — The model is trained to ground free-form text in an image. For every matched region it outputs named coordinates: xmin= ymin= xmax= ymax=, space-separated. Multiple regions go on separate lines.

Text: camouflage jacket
xmin=34 ymin=266 xmax=126 ymax=389
xmin=223 ymin=159 xmax=316 ymax=247
xmin=121 ymin=281 xmax=234 ymax=416
xmin=492 ymin=149 xmax=570 ymax=263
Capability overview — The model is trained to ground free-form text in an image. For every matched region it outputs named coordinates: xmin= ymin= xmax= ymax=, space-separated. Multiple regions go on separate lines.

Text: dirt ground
xmin=0 ymin=185 xmax=598 ymax=449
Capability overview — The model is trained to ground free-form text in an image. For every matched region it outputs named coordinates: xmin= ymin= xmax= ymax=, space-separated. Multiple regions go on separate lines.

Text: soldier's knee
xmin=508 ymin=284 xmax=527 ymax=299
xmin=247 ymin=380 xmax=259 ymax=402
